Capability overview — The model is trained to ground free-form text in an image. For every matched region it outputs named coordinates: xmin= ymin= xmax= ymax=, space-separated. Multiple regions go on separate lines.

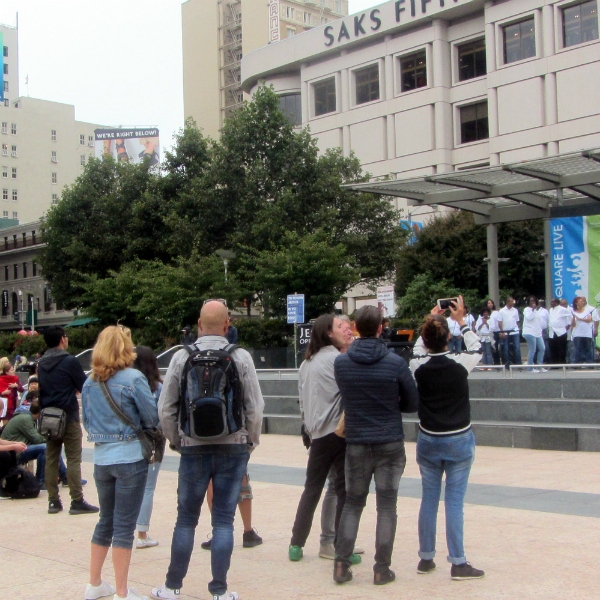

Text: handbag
xmin=39 ymin=406 xmax=67 ymax=440
xmin=98 ymin=381 xmax=165 ymax=464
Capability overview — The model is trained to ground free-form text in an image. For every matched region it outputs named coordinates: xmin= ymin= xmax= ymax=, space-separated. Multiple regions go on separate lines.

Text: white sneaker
xmin=212 ymin=593 xmax=238 ymax=600
xmin=136 ymin=536 xmax=159 ymax=549
xmin=85 ymin=581 xmax=116 ymax=600
xmin=151 ymin=585 xmax=180 ymax=599
xmin=113 ymin=590 xmax=148 ymax=600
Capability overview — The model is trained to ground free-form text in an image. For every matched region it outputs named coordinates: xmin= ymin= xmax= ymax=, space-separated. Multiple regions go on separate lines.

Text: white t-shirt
xmin=538 ymin=307 xmax=549 ymax=331
xmin=488 ymin=310 xmax=501 ymax=333
xmin=498 ymin=306 xmax=520 ymax=335
xmin=571 ymin=305 xmax=599 ymax=339
xmin=522 ymin=306 xmax=543 ymax=337
xmin=465 ymin=313 xmax=475 ymax=331
xmin=475 ymin=315 xmax=493 ymax=342
xmin=447 ymin=317 xmax=462 ymax=337
xmin=549 ymin=306 xmax=572 ymax=337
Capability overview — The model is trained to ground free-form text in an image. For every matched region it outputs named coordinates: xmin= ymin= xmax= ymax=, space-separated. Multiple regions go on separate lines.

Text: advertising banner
xmin=287 ymin=294 xmax=305 ymax=324
xmin=377 ymin=285 xmax=396 ymax=318
xmin=95 ymin=128 xmax=160 ymax=166
xmin=0 ymin=32 xmax=4 ymax=103
xmin=550 ymin=215 xmax=600 ymax=305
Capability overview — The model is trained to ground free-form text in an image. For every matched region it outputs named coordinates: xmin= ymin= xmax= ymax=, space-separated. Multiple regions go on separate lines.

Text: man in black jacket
xmin=39 ymin=326 xmax=98 ymax=515
xmin=333 ymin=306 xmax=419 ymax=585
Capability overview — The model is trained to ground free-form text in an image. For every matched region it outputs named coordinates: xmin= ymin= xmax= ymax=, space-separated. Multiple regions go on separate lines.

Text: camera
xmin=437 ymin=297 xmax=459 ymax=310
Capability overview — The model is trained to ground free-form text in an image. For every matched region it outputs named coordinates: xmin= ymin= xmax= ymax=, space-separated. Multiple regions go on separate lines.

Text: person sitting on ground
xmin=409 ymin=296 xmax=484 ymax=581
xmin=1 ymin=397 xmax=67 ymax=488
xmin=0 ymin=362 xmax=24 ymax=423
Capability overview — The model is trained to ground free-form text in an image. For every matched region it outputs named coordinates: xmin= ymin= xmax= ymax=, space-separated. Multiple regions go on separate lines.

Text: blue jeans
xmin=501 ymin=334 xmax=522 ymax=367
xmin=448 ymin=336 xmax=463 ymax=353
xmin=136 ymin=461 xmax=161 ymax=532
xmin=335 ymin=441 xmax=406 ymax=573
xmin=18 ymin=444 xmax=67 ymax=484
xmin=165 ymin=444 xmax=249 ymax=596
xmin=92 ymin=459 xmax=148 ymax=549
xmin=480 ymin=341 xmax=493 ymax=365
xmin=573 ymin=337 xmax=595 ymax=364
xmin=416 ymin=430 xmax=475 ymax=565
xmin=523 ymin=334 xmax=545 ymax=366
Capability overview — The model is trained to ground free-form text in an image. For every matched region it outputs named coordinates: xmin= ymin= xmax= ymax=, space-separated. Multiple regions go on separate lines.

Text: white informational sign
xmin=287 ymin=294 xmax=305 ymax=324
xmin=377 ymin=285 xmax=396 ymax=318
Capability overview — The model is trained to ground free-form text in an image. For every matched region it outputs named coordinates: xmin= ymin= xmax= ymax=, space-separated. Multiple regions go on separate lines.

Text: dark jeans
xmin=165 ymin=444 xmax=249 ymax=596
xmin=92 ymin=459 xmax=148 ymax=549
xmin=573 ymin=336 xmax=595 ymax=364
xmin=548 ymin=333 xmax=568 ymax=364
xmin=18 ymin=443 xmax=67 ymax=484
xmin=501 ymin=334 xmax=522 ymax=367
xmin=290 ymin=432 xmax=346 ymax=547
xmin=335 ymin=441 xmax=406 ymax=573
xmin=45 ymin=420 xmax=83 ymax=503
xmin=448 ymin=336 xmax=463 ymax=353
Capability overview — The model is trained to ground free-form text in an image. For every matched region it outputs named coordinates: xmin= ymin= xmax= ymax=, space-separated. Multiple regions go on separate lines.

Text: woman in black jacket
xmin=409 ymin=296 xmax=484 ymax=581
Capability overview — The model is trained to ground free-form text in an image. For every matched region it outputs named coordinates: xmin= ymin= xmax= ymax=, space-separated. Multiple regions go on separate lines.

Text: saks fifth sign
xmin=324 ymin=0 xmax=464 ymax=47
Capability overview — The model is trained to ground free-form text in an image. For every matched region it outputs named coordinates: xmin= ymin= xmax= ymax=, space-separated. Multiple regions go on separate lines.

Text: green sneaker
xmin=349 ymin=553 xmax=362 ymax=565
xmin=288 ymin=545 xmax=303 ymax=561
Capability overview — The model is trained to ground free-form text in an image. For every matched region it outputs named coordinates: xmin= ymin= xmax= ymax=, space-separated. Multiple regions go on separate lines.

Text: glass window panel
xmin=314 ymin=78 xmax=336 ymax=116
xmin=355 ymin=65 xmax=379 ymax=105
xmin=401 ymin=51 xmax=427 ymax=92
xmin=460 ymin=102 xmax=489 ymax=144
xmin=503 ymin=18 xmax=536 ymax=63
xmin=458 ymin=38 xmax=487 ymax=81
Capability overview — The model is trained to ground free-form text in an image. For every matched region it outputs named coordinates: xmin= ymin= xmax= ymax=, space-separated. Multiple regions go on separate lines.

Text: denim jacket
xmin=82 ymin=368 xmax=159 ymax=443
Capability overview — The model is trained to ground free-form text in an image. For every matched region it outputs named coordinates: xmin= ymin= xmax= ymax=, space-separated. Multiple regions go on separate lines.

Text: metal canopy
xmin=345 ymin=149 xmax=600 ymax=224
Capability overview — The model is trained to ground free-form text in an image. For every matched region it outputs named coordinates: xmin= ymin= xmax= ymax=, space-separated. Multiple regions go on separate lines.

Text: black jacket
xmin=334 ymin=338 xmax=419 ymax=445
xmin=38 ymin=348 xmax=87 ymax=423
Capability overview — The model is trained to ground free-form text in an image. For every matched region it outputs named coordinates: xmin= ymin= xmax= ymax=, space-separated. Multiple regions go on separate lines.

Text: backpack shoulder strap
xmin=223 ymin=344 xmax=238 ymax=355
xmin=98 ymin=381 xmax=138 ymax=432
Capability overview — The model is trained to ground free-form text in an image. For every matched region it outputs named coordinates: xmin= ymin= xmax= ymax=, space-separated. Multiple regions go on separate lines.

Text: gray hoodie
xmin=298 ymin=345 xmax=342 ymax=440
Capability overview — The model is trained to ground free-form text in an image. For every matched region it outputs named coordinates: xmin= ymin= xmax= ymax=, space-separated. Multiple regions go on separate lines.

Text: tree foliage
xmin=39 ymin=86 xmax=404 ymax=339
xmin=395 ymin=211 xmax=545 ymax=303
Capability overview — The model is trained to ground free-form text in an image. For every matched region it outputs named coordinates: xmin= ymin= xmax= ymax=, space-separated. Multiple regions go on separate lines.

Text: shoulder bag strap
xmin=98 ymin=380 xmax=138 ymax=432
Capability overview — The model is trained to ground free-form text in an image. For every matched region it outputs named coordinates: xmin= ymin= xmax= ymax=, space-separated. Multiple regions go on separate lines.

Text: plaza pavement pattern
xmin=1 ymin=434 xmax=598 ymax=600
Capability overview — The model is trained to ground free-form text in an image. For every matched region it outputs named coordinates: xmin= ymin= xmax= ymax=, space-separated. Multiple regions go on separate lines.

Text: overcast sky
xmin=0 ymin=0 xmax=382 ymax=151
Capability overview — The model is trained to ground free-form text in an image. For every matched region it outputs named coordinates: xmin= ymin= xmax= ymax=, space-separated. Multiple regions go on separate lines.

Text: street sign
xmin=287 ymin=294 xmax=305 ymax=324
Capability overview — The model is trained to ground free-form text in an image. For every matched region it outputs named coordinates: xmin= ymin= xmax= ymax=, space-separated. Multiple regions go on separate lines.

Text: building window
xmin=2 ymin=211 xmax=7 ymax=219
xmin=3 ymin=99 xmax=8 ymax=107
xmin=13 ymin=264 xmax=17 ymax=279
xmin=1 ymin=167 xmax=6 ymax=178
xmin=80 ymin=134 xmax=85 ymax=145
xmin=400 ymin=51 xmax=427 ymax=92
xmin=52 ymin=172 xmax=57 ymax=184
xmin=458 ymin=38 xmax=487 ymax=81
xmin=4 ymin=266 xmax=8 ymax=281
xmin=52 ymin=193 xmax=58 ymax=205
xmin=287 ymin=27 xmax=296 ymax=37
xmin=11 ymin=145 xmax=16 ymax=157
xmin=1 ymin=144 xmax=6 ymax=156
xmin=278 ymin=94 xmax=302 ymax=126
xmin=32 ymin=230 xmax=36 ymax=245
xmin=11 ymin=167 xmax=16 ymax=179
xmin=2 ymin=46 xmax=7 ymax=57
xmin=3 ymin=82 xmax=7 ymax=93
xmin=285 ymin=6 xmax=295 ymax=19
xmin=2 ymin=189 xmax=6 ymax=201
xmin=80 ymin=154 xmax=86 ymax=166
xmin=335 ymin=0 xmax=342 ymax=12
xmin=503 ymin=18 xmax=536 ymax=64
xmin=314 ymin=77 xmax=337 ymax=116
xmin=88 ymin=135 xmax=94 ymax=146
xmin=3 ymin=64 xmax=7 ymax=75
xmin=460 ymin=101 xmax=489 ymax=144
xmin=304 ymin=11 xmax=311 ymax=24
xmin=11 ymin=189 xmax=17 ymax=201
xmin=22 ymin=232 xmax=26 ymax=247
xmin=355 ymin=64 xmax=380 ymax=105
xmin=12 ymin=212 xmax=17 ymax=219
xmin=563 ymin=0 xmax=599 ymax=47
xmin=51 ymin=151 xmax=57 ymax=163
xmin=10 ymin=123 xmax=16 ymax=135
xmin=1 ymin=122 xmax=7 ymax=134
xmin=33 ymin=262 xmax=37 ymax=276
xmin=23 ymin=263 xmax=27 ymax=278
xmin=51 ymin=129 xmax=57 ymax=141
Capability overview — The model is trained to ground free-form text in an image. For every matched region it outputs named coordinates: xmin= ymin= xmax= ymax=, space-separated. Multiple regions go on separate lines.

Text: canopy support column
xmin=486 ymin=223 xmax=499 ymax=306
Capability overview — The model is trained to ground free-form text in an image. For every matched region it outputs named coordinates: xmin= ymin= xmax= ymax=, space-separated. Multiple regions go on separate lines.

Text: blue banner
xmin=550 ymin=217 xmax=587 ymax=301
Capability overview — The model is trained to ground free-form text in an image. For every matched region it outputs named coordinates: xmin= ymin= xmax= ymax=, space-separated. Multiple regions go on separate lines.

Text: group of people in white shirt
xmin=447 ymin=296 xmax=599 ymax=368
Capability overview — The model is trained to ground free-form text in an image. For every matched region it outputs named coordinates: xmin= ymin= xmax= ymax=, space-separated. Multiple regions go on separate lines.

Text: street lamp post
xmin=216 ymin=249 xmax=236 ymax=283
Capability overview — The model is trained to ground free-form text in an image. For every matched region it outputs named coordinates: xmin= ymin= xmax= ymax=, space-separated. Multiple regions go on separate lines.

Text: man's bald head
xmin=198 ymin=301 xmax=229 ymax=336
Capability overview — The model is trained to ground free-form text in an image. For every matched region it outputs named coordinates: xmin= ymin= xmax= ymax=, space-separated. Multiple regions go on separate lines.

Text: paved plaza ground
xmin=1 ymin=434 xmax=598 ymax=600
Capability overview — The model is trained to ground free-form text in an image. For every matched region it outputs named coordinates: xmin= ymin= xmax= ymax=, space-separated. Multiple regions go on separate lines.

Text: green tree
xmin=395 ymin=211 xmax=544 ymax=302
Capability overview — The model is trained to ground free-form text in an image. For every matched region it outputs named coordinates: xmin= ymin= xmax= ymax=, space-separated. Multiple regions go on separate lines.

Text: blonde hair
xmin=0 ymin=357 xmax=9 ymax=372
xmin=91 ymin=326 xmax=136 ymax=382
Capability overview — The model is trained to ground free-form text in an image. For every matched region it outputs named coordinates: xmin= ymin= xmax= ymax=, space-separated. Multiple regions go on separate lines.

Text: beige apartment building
xmin=1 ymin=22 xmax=102 ymax=225
xmin=182 ymin=0 xmax=348 ymax=139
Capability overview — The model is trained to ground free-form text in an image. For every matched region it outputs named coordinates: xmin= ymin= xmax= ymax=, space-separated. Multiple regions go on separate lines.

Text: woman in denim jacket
xmin=82 ymin=326 xmax=159 ymax=600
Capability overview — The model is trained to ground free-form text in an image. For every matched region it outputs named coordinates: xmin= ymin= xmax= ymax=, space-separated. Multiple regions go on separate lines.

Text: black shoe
xmin=374 ymin=568 xmax=395 ymax=585
xmin=69 ymin=499 xmax=99 ymax=515
xmin=333 ymin=559 xmax=352 ymax=584
xmin=48 ymin=499 xmax=63 ymax=514
xmin=243 ymin=528 xmax=263 ymax=548
xmin=201 ymin=537 xmax=212 ymax=550
xmin=417 ymin=559 xmax=436 ymax=574
xmin=451 ymin=562 xmax=485 ymax=580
